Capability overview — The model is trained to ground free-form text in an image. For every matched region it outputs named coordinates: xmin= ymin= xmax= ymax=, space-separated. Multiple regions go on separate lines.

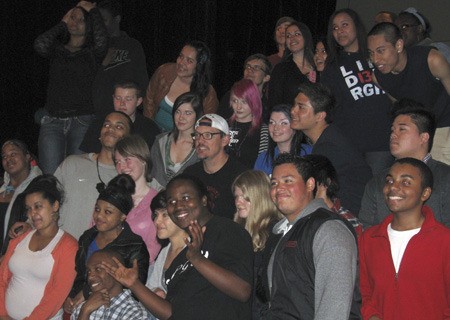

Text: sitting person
xmin=254 ymin=104 xmax=312 ymax=175
xmin=305 ymin=154 xmax=363 ymax=237
xmin=64 ymin=174 xmax=149 ymax=315
xmin=359 ymin=158 xmax=450 ymax=319
xmin=71 ymin=249 xmax=150 ymax=319
xmin=227 ymin=78 xmax=269 ymax=168
xmin=1 ymin=139 xmax=41 ymax=252
xmin=145 ymin=190 xmax=188 ymax=298
xmin=232 ymin=170 xmax=282 ymax=319
xmin=150 ymin=92 xmax=202 ymax=188
xmin=114 ymin=135 xmax=160 ymax=263
xmin=0 ymin=175 xmax=78 ymax=319
xmin=102 ymin=174 xmax=254 ymax=320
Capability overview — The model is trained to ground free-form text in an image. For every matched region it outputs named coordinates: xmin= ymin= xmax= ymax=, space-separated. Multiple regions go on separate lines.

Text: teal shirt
xmin=154 ymin=96 xmax=174 ymax=132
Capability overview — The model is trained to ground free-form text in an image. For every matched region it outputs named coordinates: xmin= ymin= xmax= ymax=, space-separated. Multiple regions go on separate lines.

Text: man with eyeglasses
xmin=184 ymin=114 xmax=247 ymax=219
xmin=80 ymin=81 xmax=160 ymax=153
xmin=217 ymin=54 xmax=272 ymax=122
xmin=368 ymin=22 xmax=450 ymax=165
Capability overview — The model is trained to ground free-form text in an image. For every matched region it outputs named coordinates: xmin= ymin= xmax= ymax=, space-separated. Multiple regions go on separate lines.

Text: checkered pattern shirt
xmin=71 ymin=289 xmax=151 ymax=319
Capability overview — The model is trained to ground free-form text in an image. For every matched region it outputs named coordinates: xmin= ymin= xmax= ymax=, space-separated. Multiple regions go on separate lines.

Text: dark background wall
xmin=0 ymin=0 xmax=336 ymax=159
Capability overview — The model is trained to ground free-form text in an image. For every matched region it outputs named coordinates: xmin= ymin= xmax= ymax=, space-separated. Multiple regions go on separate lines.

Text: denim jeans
xmin=38 ymin=114 xmax=94 ymax=174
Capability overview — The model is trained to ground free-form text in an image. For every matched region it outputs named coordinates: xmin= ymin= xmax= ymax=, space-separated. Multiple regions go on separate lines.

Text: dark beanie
xmin=97 ymin=174 xmax=135 ymax=215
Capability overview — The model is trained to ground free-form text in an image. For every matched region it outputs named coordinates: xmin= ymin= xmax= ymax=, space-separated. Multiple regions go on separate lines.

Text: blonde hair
xmin=232 ymin=170 xmax=282 ymax=252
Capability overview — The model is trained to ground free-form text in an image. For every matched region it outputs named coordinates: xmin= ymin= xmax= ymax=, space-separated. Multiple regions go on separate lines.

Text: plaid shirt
xmin=72 ymin=289 xmax=151 ymax=320
xmin=332 ymin=198 xmax=364 ymax=238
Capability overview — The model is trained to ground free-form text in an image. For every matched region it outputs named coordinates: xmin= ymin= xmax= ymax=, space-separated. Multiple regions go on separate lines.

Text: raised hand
xmin=185 ymin=220 xmax=206 ymax=263
xmin=62 ymin=8 xmax=74 ymax=23
xmin=77 ymin=1 xmax=96 ymax=12
xmin=101 ymin=257 xmax=139 ymax=288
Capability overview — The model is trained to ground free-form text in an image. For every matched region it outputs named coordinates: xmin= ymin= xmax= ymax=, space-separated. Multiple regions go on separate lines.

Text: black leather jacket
xmin=69 ymin=221 xmax=149 ymax=298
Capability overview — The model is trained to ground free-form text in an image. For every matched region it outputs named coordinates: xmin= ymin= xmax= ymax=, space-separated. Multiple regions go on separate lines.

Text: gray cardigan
xmin=150 ymin=132 xmax=200 ymax=188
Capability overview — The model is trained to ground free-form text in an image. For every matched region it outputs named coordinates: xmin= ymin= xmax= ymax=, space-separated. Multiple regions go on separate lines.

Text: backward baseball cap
xmin=195 ymin=114 xmax=229 ymax=135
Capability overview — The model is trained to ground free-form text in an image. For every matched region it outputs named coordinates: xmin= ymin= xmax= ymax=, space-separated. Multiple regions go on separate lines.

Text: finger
xmin=112 ymin=256 xmax=125 ymax=268
xmin=132 ymin=258 xmax=139 ymax=270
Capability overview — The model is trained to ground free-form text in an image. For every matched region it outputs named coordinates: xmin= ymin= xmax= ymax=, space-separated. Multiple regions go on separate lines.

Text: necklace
xmin=2 ymin=185 xmax=15 ymax=198
xmin=96 ymin=156 xmax=106 ymax=193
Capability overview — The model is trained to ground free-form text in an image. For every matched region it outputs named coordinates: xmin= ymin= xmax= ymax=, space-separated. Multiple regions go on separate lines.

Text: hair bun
xmin=107 ymin=174 xmax=136 ymax=196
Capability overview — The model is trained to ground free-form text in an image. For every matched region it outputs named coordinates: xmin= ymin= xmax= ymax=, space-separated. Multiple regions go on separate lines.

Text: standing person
xmin=34 ymin=1 xmax=108 ymax=174
xmin=114 ymin=135 xmax=160 ymax=263
xmin=102 ymin=174 xmax=254 ymax=320
xmin=150 ymin=92 xmax=203 ymax=188
xmin=143 ymin=41 xmax=218 ymax=131
xmin=228 ymin=79 xmax=269 ymax=168
xmin=217 ymin=54 xmax=272 ymax=122
xmin=80 ymin=81 xmax=161 ymax=153
xmin=313 ymin=36 xmax=328 ymax=73
xmin=262 ymin=154 xmax=358 ymax=319
xmin=367 ymin=22 xmax=450 ymax=164
xmin=92 ymin=0 xmax=149 ymax=118
xmin=64 ymin=174 xmax=149 ymax=315
xmin=184 ymin=114 xmax=248 ymax=219
xmin=254 ymin=104 xmax=312 ymax=175
xmin=1 ymin=140 xmax=41 ymax=251
xmin=321 ymin=8 xmax=393 ymax=175
xmin=269 ymin=21 xmax=316 ymax=109
xmin=359 ymin=158 xmax=450 ymax=320
xmin=267 ymin=17 xmax=295 ymax=68
xmin=232 ymin=170 xmax=282 ymax=319
xmin=395 ymin=8 xmax=450 ymax=62
xmin=0 ymin=175 xmax=78 ymax=320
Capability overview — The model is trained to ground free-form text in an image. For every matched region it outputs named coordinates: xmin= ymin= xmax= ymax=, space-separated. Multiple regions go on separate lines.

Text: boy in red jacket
xmin=359 ymin=157 xmax=450 ymax=320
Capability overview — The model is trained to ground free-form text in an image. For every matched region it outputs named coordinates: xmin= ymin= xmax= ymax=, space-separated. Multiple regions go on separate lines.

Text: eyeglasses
xmin=244 ymin=64 xmax=267 ymax=73
xmin=191 ymin=132 xmax=222 ymax=140
xmin=399 ymin=24 xmax=419 ymax=30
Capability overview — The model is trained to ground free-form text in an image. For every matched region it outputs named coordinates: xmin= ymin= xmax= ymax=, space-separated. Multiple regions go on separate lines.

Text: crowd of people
xmin=1 ymin=1 xmax=450 ymax=319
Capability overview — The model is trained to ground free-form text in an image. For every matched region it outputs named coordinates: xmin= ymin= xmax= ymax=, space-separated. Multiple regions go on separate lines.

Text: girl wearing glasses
xmin=150 ymin=92 xmax=203 ymax=188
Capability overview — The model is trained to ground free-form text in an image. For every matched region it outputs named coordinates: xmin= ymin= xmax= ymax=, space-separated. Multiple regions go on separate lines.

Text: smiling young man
xmin=10 ymin=112 xmax=132 ymax=240
xmin=359 ymin=157 xmax=450 ymax=320
xmin=72 ymin=249 xmax=150 ymax=320
xmin=360 ymin=101 xmax=450 ymax=228
xmin=368 ymin=22 xmax=450 ymax=164
xmin=263 ymin=153 xmax=358 ymax=319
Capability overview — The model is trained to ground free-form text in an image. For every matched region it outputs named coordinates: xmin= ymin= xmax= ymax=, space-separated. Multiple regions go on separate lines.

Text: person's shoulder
xmin=428 ymin=158 xmax=450 ymax=173
xmin=206 ymin=216 xmax=252 ymax=242
xmin=225 ymin=156 xmax=249 ymax=171
xmin=184 ymin=161 xmax=204 ymax=174
xmin=134 ymin=113 xmax=161 ymax=131
xmin=56 ymin=231 xmax=79 ymax=252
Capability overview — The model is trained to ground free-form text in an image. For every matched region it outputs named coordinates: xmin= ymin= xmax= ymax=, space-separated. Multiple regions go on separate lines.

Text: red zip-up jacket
xmin=359 ymin=206 xmax=450 ymax=319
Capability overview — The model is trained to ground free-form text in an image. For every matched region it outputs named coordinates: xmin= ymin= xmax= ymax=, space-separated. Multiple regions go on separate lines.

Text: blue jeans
xmin=38 ymin=115 xmax=94 ymax=174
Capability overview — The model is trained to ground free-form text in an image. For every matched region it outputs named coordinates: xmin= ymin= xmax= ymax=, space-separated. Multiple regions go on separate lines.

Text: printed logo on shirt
xmin=285 ymin=240 xmax=297 ymax=248
xmin=228 ymin=129 xmax=239 ymax=146
xmin=340 ymin=60 xmax=384 ymax=101
xmin=102 ymin=48 xmax=131 ymax=70
xmin=165 ymin=250 xmax=210 ymax=286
